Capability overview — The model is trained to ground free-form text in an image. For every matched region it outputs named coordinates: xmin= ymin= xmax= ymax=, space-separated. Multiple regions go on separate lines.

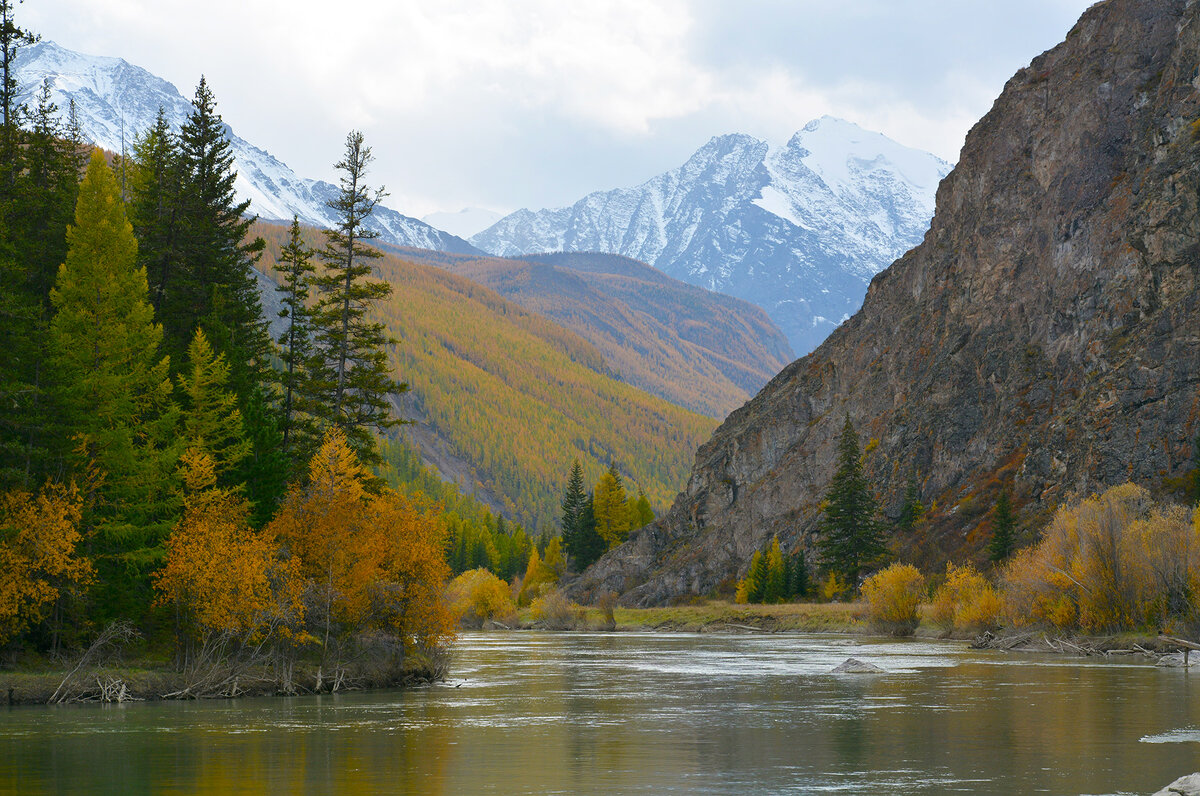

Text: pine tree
xmin=896 ymin=475 xmax=925 ymax=533
xmin=275 ymin=216 xmax=318 ymax=460
xmin=49 ymin=151 xmax=180 ymax=607
xmin=310 ymin=130 xmax=405 ymax=462
xmin=818 ymin=415 xmax=887 ymax=586
xmin=987 ymin=487 xmax=1017 ymax=563
xmin=559 ymin=459 xmax=587 ymax=568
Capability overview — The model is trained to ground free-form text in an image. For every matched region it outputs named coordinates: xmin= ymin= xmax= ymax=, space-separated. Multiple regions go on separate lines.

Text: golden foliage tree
xmin=268 ymin=429 xmax=454 ymax=664
xmin=154 ymin=449 xmax=302 ymax=662
xmin=860 ymin=563 xmax=925 ymax=635
xmin=0 ymin=482 xmax=93 ymax=645
xmin=593 ymin=466 xmax=630 ymax=551
xmin=930 ymin=563 xmax=1003 ymax=632
xmin=446 ymin=568 xmax=516 ymax=627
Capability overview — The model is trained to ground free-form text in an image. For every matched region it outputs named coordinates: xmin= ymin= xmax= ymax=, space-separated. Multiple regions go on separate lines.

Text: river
xmin=2 ymin=632 xmax=1197 ymax=794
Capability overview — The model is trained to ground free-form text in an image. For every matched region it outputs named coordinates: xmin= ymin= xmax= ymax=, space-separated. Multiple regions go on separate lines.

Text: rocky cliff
xmin=573 ymin=0 xmax=1200 ymax=605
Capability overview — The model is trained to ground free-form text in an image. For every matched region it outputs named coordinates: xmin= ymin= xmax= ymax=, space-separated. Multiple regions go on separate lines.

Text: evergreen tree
xmin=310 ymin=130 xmax=405 ymax=462
xmin=763 ymin=537 xmax=786 ymax=604
xmin=129 ymin=107 xmax=181 ymax=316
xmin=559 ymin=459 xmax=587 ymax=567
xmin=818 ymin=415 xmax=887 ymax=586
xmin=896 ymin=475 xmax=925 ymax=533
xmin=0 ymin=0 xmax=37 ymax=194
xmin=173 ymin=77 xmax=269 ymax=395
xmin=573 ymin=493 xmax=606 ymax=570
xmin=786 ymin=548 xmax=809 ymax=600
xmin=987 ymin=487 xmax=1017 ymax=563
xmin=275 ymin=216 xmax=318 ymax=459
xmin=49 ymin=151 xmax=180 ymax=587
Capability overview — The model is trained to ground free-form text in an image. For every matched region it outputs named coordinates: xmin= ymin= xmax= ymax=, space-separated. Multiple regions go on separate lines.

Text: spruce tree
xmin=49 ymin=151 xmax=180 ymax=564
xmin=818 ymin=415 xmax=887 ymax=586
xmin=896 ymin=475 xmax=925 ymax=533
xmin=987 ymin=487 xmax=1017 ymax=563
xmin=129 ymin=107 xmax=182 ymax=316
xmin=310 ymin=130 xmax=405 ymax=462
xmin=560 ymin=459 xmax=587 ymax=567
xmin=573 ymin=493 xmax=606 ymax=570
xmin=173 ymin=77 xmax=269 ymax=396
xmin=0 ymin=0 xmax=37 ymax=194
xmin=275 ymin=216 xmax=319 ymax=459
xmin=786 ymin=548 xmax=809 ymax=600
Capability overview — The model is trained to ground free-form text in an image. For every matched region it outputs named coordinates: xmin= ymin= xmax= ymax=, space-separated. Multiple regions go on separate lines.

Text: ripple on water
xmin=1140 ymin=726 xmax=1200 ymax=744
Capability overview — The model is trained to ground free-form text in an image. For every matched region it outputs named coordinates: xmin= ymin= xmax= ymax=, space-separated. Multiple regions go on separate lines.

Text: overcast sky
xmin=23 ymin=0 xmax=1095 ymax=217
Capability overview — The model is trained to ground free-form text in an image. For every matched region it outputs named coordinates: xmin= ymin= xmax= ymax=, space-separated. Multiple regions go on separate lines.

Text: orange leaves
xmin=268 ymin=430 xmax=454 ymax=656
xmin=0 ymin=482 xmax=93 ymax=643
xmin=860 ymin=563 xmax=925 ymax=633
xmin=930 ymin=563 xmax=1003 ymax=632
xmin=155 ymin=449 xmax=303 ymax=642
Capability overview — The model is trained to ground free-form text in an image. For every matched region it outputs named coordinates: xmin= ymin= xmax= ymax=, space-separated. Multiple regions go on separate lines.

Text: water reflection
xmin=2 ymin=632 xmax=1197 ymax=794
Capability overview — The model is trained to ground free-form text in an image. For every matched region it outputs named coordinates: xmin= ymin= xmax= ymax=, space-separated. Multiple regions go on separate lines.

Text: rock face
xmin=572 ymin=0 xmax=1200 ymax=606
xmin=1154 ymin=773 xmax=1200 ymax=796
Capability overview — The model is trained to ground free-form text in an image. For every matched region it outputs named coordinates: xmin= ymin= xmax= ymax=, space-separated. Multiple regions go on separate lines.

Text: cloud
xmin=19 ymin=0 xmax=1094 ymax=215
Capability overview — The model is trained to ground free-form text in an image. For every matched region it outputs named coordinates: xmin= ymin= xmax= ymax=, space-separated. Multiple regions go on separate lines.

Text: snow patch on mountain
xmin=14 ymin=41 xmax=479 ymax=254
xmin=472 ymin=118 xmax=952 ymax=354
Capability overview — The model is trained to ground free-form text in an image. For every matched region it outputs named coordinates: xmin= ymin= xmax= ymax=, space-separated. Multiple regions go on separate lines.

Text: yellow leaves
xmin=860 ymin=563 xmax=925 ymax=632
xmin=930 ymin=563 xmax=1003 ymax=632
xmin=447 ymin=568 xmax=515 ymax=626
xmin=268 ymin=430 xmax=454 ymax=653
xmin=155 ymin=449 xmax=302 ymax=641
xmin=0 ymin=482 xmax=93 ymax=644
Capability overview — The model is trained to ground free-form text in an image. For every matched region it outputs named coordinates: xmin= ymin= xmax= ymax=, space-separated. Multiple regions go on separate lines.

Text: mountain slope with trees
xmin=385 ymin=248 xmax=792 ymax=419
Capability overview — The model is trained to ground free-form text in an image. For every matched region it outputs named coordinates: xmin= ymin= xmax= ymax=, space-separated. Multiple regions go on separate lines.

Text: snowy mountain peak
xmin=473 ymin=118 xmax=953 ymax=354
xmin=15 ymin=41 xmax=479 ymax=255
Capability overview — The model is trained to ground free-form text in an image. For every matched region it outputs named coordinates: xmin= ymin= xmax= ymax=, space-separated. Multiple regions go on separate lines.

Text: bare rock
xmin=831 ymin=658 xmax=885 ymax=674
xmin=1153 ymin=773 xmax=1200 ymax=796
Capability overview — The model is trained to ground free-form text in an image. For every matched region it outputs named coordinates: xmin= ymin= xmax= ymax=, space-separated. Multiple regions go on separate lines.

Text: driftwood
xmin=49 ymin=621 xmax=139 ymax=704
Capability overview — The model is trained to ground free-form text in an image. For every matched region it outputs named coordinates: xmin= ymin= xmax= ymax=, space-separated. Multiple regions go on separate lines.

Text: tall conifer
xmin=275 ymin=216 xmax=318 ymax=459
xmin=987 ymin=488 xmax=1017 ymax=563
xmin=310 ymin=130 xmax=405 ymax=462
xmin=560 ymin=459 xmax=586 ymax=567
xmin=818 ymin=415 xmax=886 ymax=585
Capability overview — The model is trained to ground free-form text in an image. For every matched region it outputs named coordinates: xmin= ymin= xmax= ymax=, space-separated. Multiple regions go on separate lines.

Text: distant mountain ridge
xmin=472 ymin=117 xmax=952 ymax=354
xmin=393 ymin=249 xmax=794 ymax=418
xmin=13 ymin=40 xmax=480 ymax=254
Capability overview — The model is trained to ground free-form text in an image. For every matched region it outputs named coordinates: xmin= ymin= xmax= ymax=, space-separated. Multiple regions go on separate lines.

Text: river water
xmin=2 ymin=632 xmax=1198 ymax=794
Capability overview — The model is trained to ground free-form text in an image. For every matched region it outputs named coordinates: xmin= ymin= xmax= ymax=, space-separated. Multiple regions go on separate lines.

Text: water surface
xmin=2 ymin=632 xmax=1197 ymax=794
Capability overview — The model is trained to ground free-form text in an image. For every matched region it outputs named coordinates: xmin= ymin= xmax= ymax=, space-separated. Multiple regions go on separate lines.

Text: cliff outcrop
xmin=573 ymin=0 xmax=1200 ymax=605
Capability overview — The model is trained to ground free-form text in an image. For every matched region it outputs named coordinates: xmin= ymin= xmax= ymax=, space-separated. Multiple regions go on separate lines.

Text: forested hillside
xmin=385 ymin=248 xmax=792 ymax=419
xmin=255 ymin=222 xmax=719 ymax=530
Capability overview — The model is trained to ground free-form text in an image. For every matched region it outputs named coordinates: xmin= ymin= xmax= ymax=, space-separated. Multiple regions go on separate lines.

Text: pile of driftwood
xmin=971 ymin=630 xmax=1200 ymax=665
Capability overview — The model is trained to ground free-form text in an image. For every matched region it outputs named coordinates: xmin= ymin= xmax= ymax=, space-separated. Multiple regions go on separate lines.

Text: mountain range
xmin=13 ymin=40 xmax=478 ymax=254
xmin=472 ymin=117 xmax=952 ymax=354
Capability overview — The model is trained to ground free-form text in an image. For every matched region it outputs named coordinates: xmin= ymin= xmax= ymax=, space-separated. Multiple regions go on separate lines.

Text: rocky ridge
xmin=572 ymin=0 xmax=1200 ymax=606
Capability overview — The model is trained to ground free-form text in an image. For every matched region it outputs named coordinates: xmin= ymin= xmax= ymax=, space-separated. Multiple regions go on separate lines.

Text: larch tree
xmin=310 ymin=130 xmax=405 ymax=463
xmin=49 ymin=150 xmax=180 ymax=564
xmin=763 ymin=537 xmax=786 ymax=603
xmin=592 ymin=463 xmax=630 ymax=551
xmin=177 ymin=327 xmax=249 ymax=479
xmin=818 ymin=415 xmax=887 ymax=587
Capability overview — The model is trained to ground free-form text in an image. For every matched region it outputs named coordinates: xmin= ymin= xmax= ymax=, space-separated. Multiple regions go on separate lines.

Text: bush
xmin=446 ymin=568 xmax=516 ymax=628
xmin=860 ymin=563 xmax=925 ymax=636
xmin=931 ymin=563 xmax=1003 ymax=633
xmin=529 ymin=588 xmax=585 ymax=630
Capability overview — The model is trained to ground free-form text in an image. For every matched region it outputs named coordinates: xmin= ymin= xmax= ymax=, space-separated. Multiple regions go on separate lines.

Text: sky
xmin=21 ymin=0 xmax=1096 ymax=218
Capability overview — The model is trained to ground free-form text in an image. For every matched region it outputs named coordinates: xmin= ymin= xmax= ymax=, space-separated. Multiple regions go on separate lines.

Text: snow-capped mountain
xmin=14 ymin=41 xmax=480 ymax=254
xmin=472 ymin=117 xmax=953 ymax=354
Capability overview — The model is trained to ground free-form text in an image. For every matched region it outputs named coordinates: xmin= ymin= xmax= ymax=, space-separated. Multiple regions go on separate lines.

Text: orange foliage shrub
xmin=930 ymin=563 xmax=1003 ymax=632
xmin=861 ymin=563 xmax=925 ymax=635
xmin=0 ymin=482 xmax=93 ymax=643
xmin=155 ymin=450 xmax=303 ymax=646
xmin=447 ymin=568 xmax=516 ymax=627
